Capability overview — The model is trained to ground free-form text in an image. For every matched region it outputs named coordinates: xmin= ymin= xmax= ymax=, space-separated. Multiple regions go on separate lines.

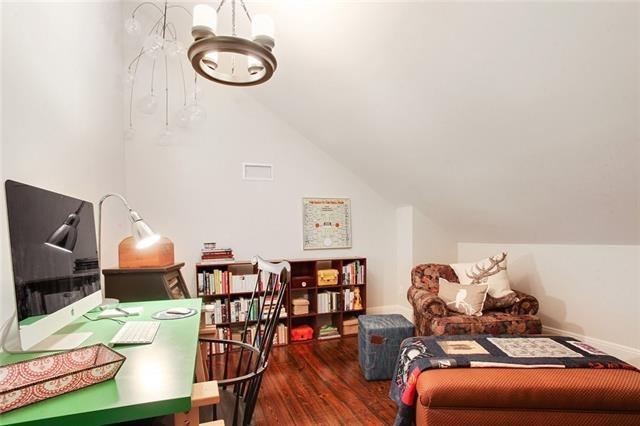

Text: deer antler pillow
xmin=450 ymin=252 xmax=514 ymax=298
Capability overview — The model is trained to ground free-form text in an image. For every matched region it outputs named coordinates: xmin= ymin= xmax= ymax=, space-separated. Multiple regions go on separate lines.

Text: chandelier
xmin=124 ymin=1 xmax=207 ymax=144
xmin=189 ymin=1 xmax=277 ymax=86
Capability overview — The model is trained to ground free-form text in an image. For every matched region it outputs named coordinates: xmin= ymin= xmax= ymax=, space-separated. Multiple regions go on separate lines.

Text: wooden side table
xmin=103 ymin=262 xmax=190 ymax=302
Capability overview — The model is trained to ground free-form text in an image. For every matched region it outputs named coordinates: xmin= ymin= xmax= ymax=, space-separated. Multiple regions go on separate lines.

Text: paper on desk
xmin=97 ymin=307 xmax=144 ymax=318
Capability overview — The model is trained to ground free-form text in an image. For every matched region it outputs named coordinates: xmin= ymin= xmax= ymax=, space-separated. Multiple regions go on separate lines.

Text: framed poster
xmin=302 ymin=198 xmax=352 ymax=250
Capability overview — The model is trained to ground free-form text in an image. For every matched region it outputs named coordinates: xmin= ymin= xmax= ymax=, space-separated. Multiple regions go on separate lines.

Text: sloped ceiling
xmin=249 ymin=1 xmax=639 ymax=244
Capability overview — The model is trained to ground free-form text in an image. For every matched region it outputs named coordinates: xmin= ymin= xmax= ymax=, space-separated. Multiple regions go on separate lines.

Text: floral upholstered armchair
xmin=408 ymin=263 xmax=542 ymax=336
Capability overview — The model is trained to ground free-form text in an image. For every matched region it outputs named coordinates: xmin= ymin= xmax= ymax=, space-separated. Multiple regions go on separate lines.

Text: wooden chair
xmin=178 ymin=256 xmax=290 ymax=426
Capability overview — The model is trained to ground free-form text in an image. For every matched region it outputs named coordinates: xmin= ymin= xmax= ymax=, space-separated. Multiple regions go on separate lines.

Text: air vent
xmin=242 ymin=163 xmax=273 ymax=181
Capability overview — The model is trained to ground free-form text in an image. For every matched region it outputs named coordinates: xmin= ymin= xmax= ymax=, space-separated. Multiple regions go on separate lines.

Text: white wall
xmin=124 ymin=85 xmax=398 ymax=308
xmin=1 ymin=2 xmax=126 ymax=327
xmin=458 ymin=243 xmax=640 ymax=365
xmin=393 ymin=206 xmax=456 ymax=315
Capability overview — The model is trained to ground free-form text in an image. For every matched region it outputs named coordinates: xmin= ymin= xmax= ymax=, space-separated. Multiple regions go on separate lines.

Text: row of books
xmin=343 ymin=260 xmax=365 ymax=285
xmin=203 ymin=296 xmax=287 ymax=325
xmin=317 ymin=291 xmax=340 ymax=313
xmin=207 ymin=323 xmax=289 ymax=354
xmin=343 ymin=288 xmax=361 ymax=311
xmin=197 ymin=271 xmax=261 ymax=295
xmin=318 ymin=324 xmax=340 ymax=340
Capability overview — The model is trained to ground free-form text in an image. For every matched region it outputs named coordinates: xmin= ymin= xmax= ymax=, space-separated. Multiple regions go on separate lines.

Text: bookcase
xmin=196 ymin=257 xmax=366 ymax=346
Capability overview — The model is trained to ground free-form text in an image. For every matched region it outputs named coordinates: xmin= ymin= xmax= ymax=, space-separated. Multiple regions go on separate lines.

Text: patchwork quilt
xmin=389 ymin=334 xmax=637 ymax=426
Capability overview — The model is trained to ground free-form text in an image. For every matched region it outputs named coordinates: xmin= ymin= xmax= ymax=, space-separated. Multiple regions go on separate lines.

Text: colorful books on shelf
xmin=203 ymin=300 xmax=228 ymax=324
xmin=230 ymin=297 xmax=259 ymax=323
xmin=342 ymin=260 xmax=365 ymax=285
xmin=343 ymin=288 xmax=355 ymax=311
xmin=317 ymin=324 xmax=340 ymax=340
xmin=198 ymin=269 xmax=232 ymax=295
xmin=317 ymin=291 xmax=340 ymax=313
xmin=200 ymin=243 xmax=235 ymax=263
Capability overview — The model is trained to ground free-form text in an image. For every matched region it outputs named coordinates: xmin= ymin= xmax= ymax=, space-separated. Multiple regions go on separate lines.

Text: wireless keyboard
xmin=110 ymin=321 xmax=160 ymax=345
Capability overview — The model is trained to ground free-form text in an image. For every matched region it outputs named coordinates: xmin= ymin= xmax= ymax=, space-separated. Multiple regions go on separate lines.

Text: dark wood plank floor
xmin=252 ymin=337 xmax=397 ymax=425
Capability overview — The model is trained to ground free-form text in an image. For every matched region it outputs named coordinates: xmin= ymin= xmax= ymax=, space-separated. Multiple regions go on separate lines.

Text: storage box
xmin=343 ymin=318 xmax=359 ymax=336
xmin=291 ymin=325 xmax=314 ymax=342
xmin=358 ymin=314 xmax=414 ymax=380
xmin=317 ymin=269 xmax=339 ymax=286
xmin=118 ymin=236 xmax=174 ymax=268
xmin=0 ymin=344 xmax=125 ymax=413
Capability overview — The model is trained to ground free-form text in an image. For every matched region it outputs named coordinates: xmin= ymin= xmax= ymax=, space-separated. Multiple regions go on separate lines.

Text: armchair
xmin=408 ymin=263 xmax=542 ymax=336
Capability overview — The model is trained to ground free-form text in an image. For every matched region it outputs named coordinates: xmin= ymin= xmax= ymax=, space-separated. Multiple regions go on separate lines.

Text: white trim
xmin=366 ymin=305 xmax=414 ymax=324
xmin=543 ymin=325 xmax=640 ymax=368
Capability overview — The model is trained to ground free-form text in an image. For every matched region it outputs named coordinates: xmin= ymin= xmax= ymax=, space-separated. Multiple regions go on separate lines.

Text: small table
xmin=0 ymin=299 xmax=202 ymax=425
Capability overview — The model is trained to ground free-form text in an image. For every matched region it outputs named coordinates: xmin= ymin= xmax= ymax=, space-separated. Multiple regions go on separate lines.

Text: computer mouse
xmin=166 ymin=307 xmax=191 ymax=315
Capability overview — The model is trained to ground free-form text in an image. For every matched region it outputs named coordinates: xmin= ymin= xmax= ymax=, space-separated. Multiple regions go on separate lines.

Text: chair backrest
xmin=411 ymin=263 xmax=459 ymax=293
xmin=231 ymin=256 xmax=291 ymax=425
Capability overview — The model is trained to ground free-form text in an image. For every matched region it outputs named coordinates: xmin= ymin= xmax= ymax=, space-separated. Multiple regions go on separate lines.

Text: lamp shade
xmin=192 ymin=4 xmax=217 ymax=39
xmin=45 ymin=209 xmax=82 ymax=253
xmin=129 ymin=210 xmax=160 ymax=249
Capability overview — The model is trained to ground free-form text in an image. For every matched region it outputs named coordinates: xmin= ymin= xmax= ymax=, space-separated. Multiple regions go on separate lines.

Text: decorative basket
xmin=0 ymin=343 xmax=126 ymax=413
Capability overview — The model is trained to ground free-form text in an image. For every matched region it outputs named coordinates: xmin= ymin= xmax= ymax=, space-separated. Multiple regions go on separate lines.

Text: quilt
xmin=389 ymin=334 xmax=637 ymax=426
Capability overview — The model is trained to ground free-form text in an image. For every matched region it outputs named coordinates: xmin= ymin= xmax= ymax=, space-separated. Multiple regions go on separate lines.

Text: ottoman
xmin=415 ymin=368 xmax=640 ymax=425
xmin=358 ymin=314 xmax=414 ymax=380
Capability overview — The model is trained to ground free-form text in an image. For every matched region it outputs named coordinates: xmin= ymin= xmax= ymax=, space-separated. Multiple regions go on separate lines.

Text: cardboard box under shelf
xmin=343 ymin=318 xmax=359 ymax=335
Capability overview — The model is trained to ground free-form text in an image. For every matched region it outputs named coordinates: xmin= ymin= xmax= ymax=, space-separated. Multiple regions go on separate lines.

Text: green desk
xmin=0 ymin=298 xmax=202 ymax=426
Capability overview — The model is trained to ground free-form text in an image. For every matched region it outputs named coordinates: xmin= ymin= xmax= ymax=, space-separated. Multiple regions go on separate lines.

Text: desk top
xmin=0 ymin=298 xmax=201 ymax=426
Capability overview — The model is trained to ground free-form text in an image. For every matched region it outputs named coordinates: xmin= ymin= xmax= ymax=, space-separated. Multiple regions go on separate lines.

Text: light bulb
xmin=124 ymin=127 xmax=135 ymax=141
xmin=248 ymin=56 xmax=264 ymax=75
xmin=125 ymin=16 xmax=142 ymax=36
xmin=252 ymin=14 xmax=275 ymax=48
xmin=143 ymin=34 xmax=164 ymax=59
xmin=204 ymin=51 xmax=218 ymax=70
xmin=136 ymin=94 xmax=158 ymax=115
xmin=189 ymin=104 xmax=206 ymax=126
xmin=157 ymin=127 xmax=174 ymax=146
xmin=175 ymin=106 xmax=192 ymax=129
xmin=192 ymin=5 xmax=217 ymax=38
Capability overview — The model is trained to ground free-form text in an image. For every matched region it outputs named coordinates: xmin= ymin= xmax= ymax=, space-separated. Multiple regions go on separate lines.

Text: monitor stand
xmin=0 ymin=313 xmax=92 ymax=353
xmin=23 ymin=332 xmax=93 ymax=352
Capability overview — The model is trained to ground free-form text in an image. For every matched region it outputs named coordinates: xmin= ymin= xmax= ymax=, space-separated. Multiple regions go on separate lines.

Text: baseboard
xmin=366 ymin=305 xmax=414 ymax=323
xmin=543 ymin=325 xmax=640 ymax=368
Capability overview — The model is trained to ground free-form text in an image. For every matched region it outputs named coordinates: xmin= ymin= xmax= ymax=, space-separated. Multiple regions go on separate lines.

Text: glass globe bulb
xmin=124 ymin=127 xmax=135 ymax=141
xmin=125 ymin=16 xmax=142 ymax=36
xmin=157 ymin=127 xmax=174 ymax=146
xmin=164 ymin=40 xmax=185 ymax=58
xmin=143 ymin=34 xmax=164 ymax=59
xmin=175 ymin=106 xmax=192 ymax=129
xmin=136 ymin=94 xmax=158 ymax=115
xmin=188 ymin=104 xmax=207 ymax=126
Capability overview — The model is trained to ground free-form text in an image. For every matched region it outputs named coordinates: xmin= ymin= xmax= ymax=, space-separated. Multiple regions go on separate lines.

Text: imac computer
xmin=2 ymin=180 xmax=102 ymax=352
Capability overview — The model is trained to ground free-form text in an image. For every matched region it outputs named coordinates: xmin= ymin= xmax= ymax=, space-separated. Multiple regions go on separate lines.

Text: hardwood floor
xmin=252 ymin=337 xmax=397 ymax=425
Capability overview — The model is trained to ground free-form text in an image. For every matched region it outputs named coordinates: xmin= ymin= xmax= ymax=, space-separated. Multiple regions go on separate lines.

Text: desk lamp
xmin=44 ymin=201 xmax=86 ymax=252
xmin=98 ymin=193 xmax=160 ymax=268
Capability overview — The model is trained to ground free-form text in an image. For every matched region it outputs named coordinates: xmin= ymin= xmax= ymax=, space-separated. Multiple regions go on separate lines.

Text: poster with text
xmin=303 ymin=198 xmax=352 ymax=250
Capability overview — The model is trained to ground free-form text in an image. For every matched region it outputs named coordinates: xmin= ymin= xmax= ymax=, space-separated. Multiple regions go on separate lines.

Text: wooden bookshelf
xmin=196 ymin=257 xmax=366 ymax=345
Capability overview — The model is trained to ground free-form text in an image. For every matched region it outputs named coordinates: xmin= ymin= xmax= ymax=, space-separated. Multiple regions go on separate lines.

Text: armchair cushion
xmin=430 ymin=312 xmax=542 ymax=336
xmin=450 ymin=252 xmax=514 ymax=298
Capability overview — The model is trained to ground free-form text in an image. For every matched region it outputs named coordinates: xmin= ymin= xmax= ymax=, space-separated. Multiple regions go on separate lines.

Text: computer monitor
xmin=3 ymin=180 xmax=102 ymax=351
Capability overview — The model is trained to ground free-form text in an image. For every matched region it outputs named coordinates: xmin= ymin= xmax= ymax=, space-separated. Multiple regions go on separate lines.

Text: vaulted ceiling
xmin=250 ymin=1 xmax=640 ymax=244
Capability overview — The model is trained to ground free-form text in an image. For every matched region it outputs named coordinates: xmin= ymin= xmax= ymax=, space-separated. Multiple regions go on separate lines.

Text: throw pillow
xmin=450 ymin=252 xmax=514 ymax=298
xmin=438 ymin=278 xmax=488 ymax=316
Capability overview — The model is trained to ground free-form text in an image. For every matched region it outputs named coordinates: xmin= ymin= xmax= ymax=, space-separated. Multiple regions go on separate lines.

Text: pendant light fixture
xmin=124 ymin=1 xmax=207 ymax=144
xmin=189 ymin=1 xmax=277 ymax=86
